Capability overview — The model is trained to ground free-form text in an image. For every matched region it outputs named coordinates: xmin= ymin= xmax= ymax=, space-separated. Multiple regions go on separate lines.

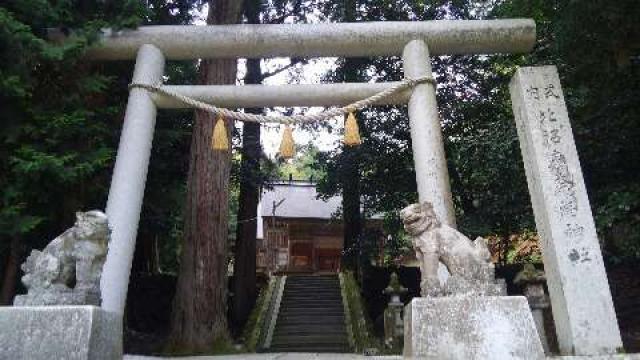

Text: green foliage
xmin=0 ymin=0 xmax=198 ymax=287
xmin=339 ymin=271 xmax=380 ymax=353
xmin=1 ymin=0 xmax=146 ymax=251
xmin=315 ymin=0 xmax=640 ymax=261
xmin=495 ymin=0 xmax=640 ymax=259
xmin=381 ymin=219 xmax=412 ymax=266
xmin=596 ymin=185 xmax=640 ymax=262
xmin=242 ymin=277 xmax=278 ymax=352
xmin=316 ymin=0 xmax=534 ymax=259
xmin=277 ymin=142 xmax=326 ymax=181
xmin=504 ymin=231 xmax=542 ymax=264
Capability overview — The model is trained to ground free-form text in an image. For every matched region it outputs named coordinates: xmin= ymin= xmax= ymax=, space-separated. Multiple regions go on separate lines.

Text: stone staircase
xmin=269 ymin=275 xmax=351 ymax=353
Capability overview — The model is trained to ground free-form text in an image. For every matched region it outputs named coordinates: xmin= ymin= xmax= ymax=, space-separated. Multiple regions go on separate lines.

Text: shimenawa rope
xmin=128 ymin=75 xmax=435 ymax=125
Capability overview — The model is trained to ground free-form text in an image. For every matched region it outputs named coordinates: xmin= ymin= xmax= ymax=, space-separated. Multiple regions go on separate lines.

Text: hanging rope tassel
xmin=279 ymin=125 xmax=295 ymax=159
xmin=344 ymin=111 xmax=362 ymax=146
xmin=211 ymin=115 xmax=229 ymax=151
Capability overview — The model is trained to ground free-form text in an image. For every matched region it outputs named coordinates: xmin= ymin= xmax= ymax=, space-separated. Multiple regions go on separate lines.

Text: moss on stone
xmin=339 ymin=271 xmax=381 ymax=353
xmin=243 ymin=277 xmax=277 ymax=351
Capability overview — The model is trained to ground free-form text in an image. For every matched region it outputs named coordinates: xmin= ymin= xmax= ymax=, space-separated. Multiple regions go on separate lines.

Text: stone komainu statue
xmin=400 ymin=202 xmax=504 ymax=297
xmin=14 ymin=210 xmax=110 ymax=306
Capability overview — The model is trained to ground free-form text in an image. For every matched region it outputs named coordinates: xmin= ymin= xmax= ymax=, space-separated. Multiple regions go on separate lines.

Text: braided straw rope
xmin=129 ymin=76 xmax=434 ymax=125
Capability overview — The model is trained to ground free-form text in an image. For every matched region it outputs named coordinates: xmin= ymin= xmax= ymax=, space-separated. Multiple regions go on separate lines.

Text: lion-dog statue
xmin=400 ymin=202 xmax=504 ymax=297
xmin=14 ymin=210 xmax=110 ymax=306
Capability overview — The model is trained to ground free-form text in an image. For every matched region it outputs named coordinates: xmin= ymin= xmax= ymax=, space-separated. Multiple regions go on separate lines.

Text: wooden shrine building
xmin=256 ymin=181 xmax=383 ymax=274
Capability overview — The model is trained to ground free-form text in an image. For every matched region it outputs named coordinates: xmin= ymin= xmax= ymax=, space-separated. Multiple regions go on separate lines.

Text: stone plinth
xmin=0 ymin=306 xmax=122 ymax=360
xmin=510 ymin=66 xmax=622 ymax=355
xmin=404 ymin=296 xmax=544 ymax=359
xmin=551 ymin=356 xmax=640 ymax=360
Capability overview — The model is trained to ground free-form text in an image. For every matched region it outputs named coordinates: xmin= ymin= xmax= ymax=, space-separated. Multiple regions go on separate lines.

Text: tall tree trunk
xmin=231 ymin=50 xmax=261 ymax=334
xmin=168 ymin=0 xmax=243 ymax=352
xmin=0 ymin=236 xmax=23 ymax=305
xmin=341 ymin=0 xmax=362 ymax=274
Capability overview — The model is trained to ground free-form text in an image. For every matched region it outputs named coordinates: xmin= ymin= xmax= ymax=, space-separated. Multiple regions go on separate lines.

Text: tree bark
xmin=0 ymin=236 xmax=23 ymax=305
xmin=231 ymin=0 xmax=262 ymax=336
xmin=231 ymin=52 xmax=261 ymax=337
xmin=231 ymin=113 xmax=260 ymax=335
xmin=168 ymin=0 xmax=243 ymax=352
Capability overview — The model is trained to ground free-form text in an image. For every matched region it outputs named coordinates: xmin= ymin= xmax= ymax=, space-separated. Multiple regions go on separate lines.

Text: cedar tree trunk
xmin=168 ymin=0 xmax=243 ymax=352
xmin=231 ymin=60 xmax=261 ymax=334
xmin=0 ymin=236 xmax=23 ymax=305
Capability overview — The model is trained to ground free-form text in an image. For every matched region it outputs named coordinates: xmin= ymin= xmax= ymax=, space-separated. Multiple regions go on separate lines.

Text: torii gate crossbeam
xmin=85 ymin=20 xmax=535 ymax=60
xmin=89 ymin=20 xmax=536 ymax=317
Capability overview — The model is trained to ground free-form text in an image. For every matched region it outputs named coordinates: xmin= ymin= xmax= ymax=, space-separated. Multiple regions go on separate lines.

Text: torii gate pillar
xmin=403 ymin=39 xmax=456 ymax=227
xmin=101 ymin=44 xmax=164 ymax=314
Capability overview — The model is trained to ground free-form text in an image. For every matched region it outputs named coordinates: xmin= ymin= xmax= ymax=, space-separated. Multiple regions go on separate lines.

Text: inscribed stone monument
xmin=510 ymin=66 xmax=622 ymax=355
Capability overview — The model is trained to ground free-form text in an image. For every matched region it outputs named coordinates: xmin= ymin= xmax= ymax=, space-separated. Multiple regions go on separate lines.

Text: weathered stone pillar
xmin=510 ymin=66 xmax=622 ymax=355
xmin=514 ymin=264 xmax=551 ymax=354
xmin=383 ymin=272 xmax=407 ymax=350
xmin=100 ymin=44 xmax=165 ymax=315
xmin=402 ymin=40 xmax=455 ymax=227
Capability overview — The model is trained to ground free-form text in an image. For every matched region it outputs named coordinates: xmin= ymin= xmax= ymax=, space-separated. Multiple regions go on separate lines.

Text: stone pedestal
xmin=404 ymin=296 xmax=544 ymax=359
xmin=0 ymin=306 xmax=122 ymax=360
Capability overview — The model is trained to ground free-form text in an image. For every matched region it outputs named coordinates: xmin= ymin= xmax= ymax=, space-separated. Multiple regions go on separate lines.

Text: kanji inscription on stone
xmin=510 ymin=66 xmax=622 ymax=356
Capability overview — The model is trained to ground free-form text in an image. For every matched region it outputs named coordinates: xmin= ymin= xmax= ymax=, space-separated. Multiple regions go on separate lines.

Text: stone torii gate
xmin=89 ymin=20 xmax=622 ymax=357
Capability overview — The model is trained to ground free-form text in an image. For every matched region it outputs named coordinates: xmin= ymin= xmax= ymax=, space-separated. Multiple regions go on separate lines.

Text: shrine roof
xmin=259 ymin=181 xmax=342 ymax=220
xmin=256 ymin=180 xmax=383 ymax=239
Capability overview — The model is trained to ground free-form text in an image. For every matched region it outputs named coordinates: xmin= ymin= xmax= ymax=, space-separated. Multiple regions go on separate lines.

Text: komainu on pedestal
xmin=2 ymin=211 xmax=122 ymax=360
xmin=400 ymin=202 xmax=544 ymax=360
xmin=400 ymin=202 xmax=504 ymax=297
xmin=14 ymin=210 xmax=110 ymax=306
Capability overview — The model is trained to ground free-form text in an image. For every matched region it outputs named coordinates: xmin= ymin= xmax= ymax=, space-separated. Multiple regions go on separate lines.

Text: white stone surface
xmin=85 ymin=20 xmax=536 ymax=60
xmin=532 ymin=308 xmax=551 ymax=354
xmin=510 ymin=66 xmax=622 ymax=355
xmin=153 ymin=83 xmax=410 ymax=109
xmin=404 ymin=296 xmax=545 ymax=360
xmin=0 ymin=306 xmax=121 ymax=360
xmin=402 ymin=40 xmax=456 ymax=227
xmin=101 ymin=44 xmax=165 ymax=315
xmin=551 ymin=356 xmax=640 ymax=360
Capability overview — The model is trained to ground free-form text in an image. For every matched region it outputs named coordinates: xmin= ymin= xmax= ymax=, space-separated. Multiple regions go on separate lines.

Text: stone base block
xmin=550 ymin=356 xmax=640 ymax=359
xmin=0 ymin=305 xmax=122 ymax=360
xmin=404 ymin=296 xmax=545 ymax=360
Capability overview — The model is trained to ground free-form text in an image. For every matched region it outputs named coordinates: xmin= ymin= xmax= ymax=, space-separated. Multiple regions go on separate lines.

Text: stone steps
xmin=268 ymin=275 xmax=351 ymax=353
xmin=271 ymin=335 xmax=350 ymax=345
xmin=273 ymin=330 xmax=349 ymax=338
xmin=268 ymin=344 xmax=351 ymax=353
xmin=281 ymin=298 xmax=342 ymax=302
xmin=277 ymin=309 xmax=344 ymax=316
